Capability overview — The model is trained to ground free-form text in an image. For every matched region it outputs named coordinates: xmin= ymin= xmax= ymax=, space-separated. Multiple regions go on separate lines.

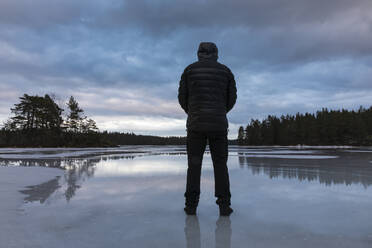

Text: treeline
xmin=238 ymin=106 xmax=372 ymax=146
xmin=100 ymin=131 xmax=186 ymax=145
xmin=0 ymin=129 xmax=187 ymax=147
xmin=0 ymin=94 xmax=186 ymax=147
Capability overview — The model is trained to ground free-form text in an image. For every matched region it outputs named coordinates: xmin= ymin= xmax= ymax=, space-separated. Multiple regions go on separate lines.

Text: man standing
xmin=178 ymin=42 xmax=237 ymax=216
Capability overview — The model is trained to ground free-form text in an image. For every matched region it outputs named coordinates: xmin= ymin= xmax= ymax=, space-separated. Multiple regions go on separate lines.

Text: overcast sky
xmin=1 ymin=0 xmax=372 ymax=139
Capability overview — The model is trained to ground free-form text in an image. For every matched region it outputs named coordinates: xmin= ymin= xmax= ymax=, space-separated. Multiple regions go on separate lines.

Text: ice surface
xmin=343 ymin=150 xmax=372 ymax=153
xmin=1 ymin=146 xmax=372 ymax=247
xmin=0 ymin=146 xmax=149 ymax=159
xmin=234 ymin=154 xmax=338 ymax=159
xmin=233 ymin=149 xmax=318 ymax=154
xmin=0 ymin=166 xmax=63 ymax=247
xmin=1 ymin=145 xmax=365 ymax=159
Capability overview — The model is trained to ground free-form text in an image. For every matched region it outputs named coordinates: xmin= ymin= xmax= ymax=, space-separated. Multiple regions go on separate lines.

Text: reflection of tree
xmin=6 ymin=154 xmax=143 ymax=203
xmin=238 ymin=154 xmax=372 ymax=188
xmin=15 ymin=158 xmax=99 ymax=203
xmin=20 ymin=176 xmax=61 ymax=204
xmin=63 ymin=158 xmax=98 ymax=202
xmin=238 ymin=153 xmax=245 ymax=169
xmin=149 ymin=152 xmax=187 ymax=156
xmin=0 ymin=159 xmax=66 ymax=168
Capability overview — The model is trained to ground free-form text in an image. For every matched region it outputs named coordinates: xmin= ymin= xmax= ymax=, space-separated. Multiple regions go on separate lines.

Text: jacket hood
xmin=197 ymin=42 xmax=218 ymax=61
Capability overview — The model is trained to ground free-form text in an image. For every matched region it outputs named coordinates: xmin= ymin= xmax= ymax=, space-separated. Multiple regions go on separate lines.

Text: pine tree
xmin=81 ymin=118 xmax=99 ymax=133
xmin=238 ymin=126 xmax=245 ymax=145
xmin=9 ymin=94 xmax=32 ymax=130
xmin=66 ymin=96 xmax=84 ymax=132
xmin=6 ymin=94 xmax=63 ymax=131
xmin=43 ymin=94 xmax=64 ymax=130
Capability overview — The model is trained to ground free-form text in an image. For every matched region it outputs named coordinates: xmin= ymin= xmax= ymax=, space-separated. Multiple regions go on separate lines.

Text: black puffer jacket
xmin=178 ymin=42 xmax=237 ymax=131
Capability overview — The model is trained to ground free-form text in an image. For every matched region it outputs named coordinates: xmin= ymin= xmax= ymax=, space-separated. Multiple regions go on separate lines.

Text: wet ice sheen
xmin=2 ymin=146 xmax=372 ymax=248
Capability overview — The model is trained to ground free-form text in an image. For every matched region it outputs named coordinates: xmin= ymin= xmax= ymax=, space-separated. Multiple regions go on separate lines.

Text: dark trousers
xmin=184 ymin=129 xmax=231 ymax=207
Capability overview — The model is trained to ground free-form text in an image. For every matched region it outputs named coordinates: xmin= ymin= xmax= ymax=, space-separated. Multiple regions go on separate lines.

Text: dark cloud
xmin=103 ymin=0 xmax=370 ymax=33
xmin=0 ymin=0 xmax=103 ymax=28
xmin=5 ymin=0 xmax=368 ymax=31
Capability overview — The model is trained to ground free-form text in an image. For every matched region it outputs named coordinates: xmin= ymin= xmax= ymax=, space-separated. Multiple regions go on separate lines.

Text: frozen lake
xmin=1 ymin=145 xmax=372 ymax=247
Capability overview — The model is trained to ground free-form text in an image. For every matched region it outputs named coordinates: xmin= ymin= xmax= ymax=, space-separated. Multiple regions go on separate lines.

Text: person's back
xmin=178 ymin=42 xmax=237 ymax=216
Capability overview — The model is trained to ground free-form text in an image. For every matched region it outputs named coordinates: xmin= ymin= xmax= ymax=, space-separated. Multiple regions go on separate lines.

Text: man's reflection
xmin=215 ymin=217 xmax=231 ymax=248
xmin=184 ymin=216 xmax=200 ymax=248
xmin=184 ymin=215 xmax=232 ymax=248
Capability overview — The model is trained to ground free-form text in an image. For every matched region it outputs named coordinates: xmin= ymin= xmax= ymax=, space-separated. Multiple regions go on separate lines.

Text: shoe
xmin=219 ymin=205 xmax=233 ymax=216
xmin=184 ymin=206 xmax=197 ymax=215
